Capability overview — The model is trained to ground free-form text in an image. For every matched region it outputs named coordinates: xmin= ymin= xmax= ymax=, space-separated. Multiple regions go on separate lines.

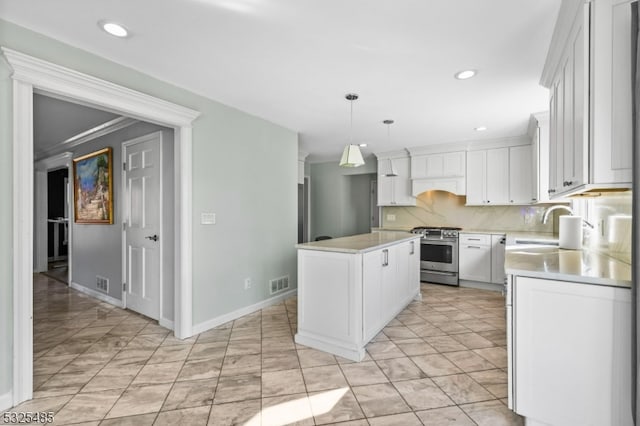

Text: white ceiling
xmin=0 ymin=0 xmax=561 ymax=163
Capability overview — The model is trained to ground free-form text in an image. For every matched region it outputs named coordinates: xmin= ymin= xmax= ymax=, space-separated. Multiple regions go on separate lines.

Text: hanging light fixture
xmin=382 ymin=119 xmax=398 ymax=177
xmin=339 ymin=93 xmax=365 ymax=167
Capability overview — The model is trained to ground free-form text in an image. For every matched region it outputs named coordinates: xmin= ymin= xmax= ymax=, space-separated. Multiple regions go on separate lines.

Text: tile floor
xmin=3 ymin=274 xmax=523 ymax=425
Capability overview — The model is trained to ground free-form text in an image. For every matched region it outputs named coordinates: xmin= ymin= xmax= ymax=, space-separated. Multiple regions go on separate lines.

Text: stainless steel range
xmin=410 ymin=226 xmax=461 ymax=286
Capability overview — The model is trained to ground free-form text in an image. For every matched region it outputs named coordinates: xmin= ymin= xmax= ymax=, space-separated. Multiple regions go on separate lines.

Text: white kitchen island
xmin=295 ymin=232 xmax=421 ymax=361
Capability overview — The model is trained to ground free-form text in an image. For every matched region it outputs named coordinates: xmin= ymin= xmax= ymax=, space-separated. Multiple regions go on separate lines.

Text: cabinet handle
xmin=382 ymin=249 xmax=389 ymax=266
xmin=468 ymin=238 xmax=481 ymax=241
xmin=410 ymin=241 xmax=415 ymax=255
xmin=467 ymin=246 xmax=482 ymax=249
xmin=531 ymin=198 xmax=537 ymax=201
xmin=563 ymin=181 xmax=574 ymax=187
xmin=486 ymin=200 xmax=491 ymax=204
xmin=548 ymin=189 xmax=556 ymax=194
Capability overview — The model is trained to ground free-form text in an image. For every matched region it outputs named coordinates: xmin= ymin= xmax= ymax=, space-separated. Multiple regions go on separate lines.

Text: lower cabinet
xmin=511 ymin=276 xmax=632 ymax=426
xmin=459 ymin=233 xmax=506 ymax=284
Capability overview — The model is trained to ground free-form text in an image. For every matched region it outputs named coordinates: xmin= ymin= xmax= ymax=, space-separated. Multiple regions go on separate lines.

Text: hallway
xmin=5 ymin=274 xmax=520 ymax=425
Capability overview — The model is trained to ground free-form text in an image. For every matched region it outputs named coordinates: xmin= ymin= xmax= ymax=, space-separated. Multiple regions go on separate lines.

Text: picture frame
xmin=73 ymin=147 xmax=114 ymax=224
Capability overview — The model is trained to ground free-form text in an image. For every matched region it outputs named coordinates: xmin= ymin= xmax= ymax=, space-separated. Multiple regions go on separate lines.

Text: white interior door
xmin=123 ymin=133 xmax=162 ymax=320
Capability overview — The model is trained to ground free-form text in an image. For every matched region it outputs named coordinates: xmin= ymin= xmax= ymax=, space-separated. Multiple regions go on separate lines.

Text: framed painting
xmin=73 ymin=147 xmax=114 ymax=224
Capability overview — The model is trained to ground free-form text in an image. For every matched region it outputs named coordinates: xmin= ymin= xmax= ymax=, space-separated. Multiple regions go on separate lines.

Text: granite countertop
xmin=505 ymin=246 xmax=631 ymax=288
xmin=296 ymin=232 xmax=419 ymax=254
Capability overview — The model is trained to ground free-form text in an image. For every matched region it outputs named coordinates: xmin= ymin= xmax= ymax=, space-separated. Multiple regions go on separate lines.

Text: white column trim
xmin=2 ymin=47 xmax=201 ymax=406
xmin=12 ymin=79 xmax=34 ymax=405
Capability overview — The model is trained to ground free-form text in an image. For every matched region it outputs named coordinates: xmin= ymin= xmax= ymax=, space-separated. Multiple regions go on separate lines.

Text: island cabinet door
xmin=363 ymin=247 xmax=397 ymax=341
xmin=396 ymin=240 xmax=420 ymax=303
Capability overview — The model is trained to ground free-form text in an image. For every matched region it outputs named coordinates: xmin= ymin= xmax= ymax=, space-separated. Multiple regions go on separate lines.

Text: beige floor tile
xmin=154 ymin=405 xmax=211 ymax=426
xmin=177 ymin=358 xmax=222 ymax=382
xmin=468 ymin=369 xmax=509 ymax=399
xmin=340 ymin=361 xmax=389 ymax=386
xmin=81 ymin=364 xmax=142 ymax=393
xmin=225 ymin=339 xmax=261 ymax=356
xmin=443 ymin=350 xmax=497 ymax=372
xmin=33 ymin=354 xmax=79 ymax=375
xmin=208 ymin=399 xmax=261 ymax=425
xmin=431 ymin=374 xmax=495 ymax=405
xmin=410 ymin=353 xmax=462 ymax=377
xmin=188 ymin=342 xmax=228 ymax=361
xmin=95 ymin=413 xmax=157 ymax=426
xmin=34 ymin=372 xmax=96 ymax=397
xmin=53 ymin=389 xmax=123 ymax=423
xmin=262 ymin=350 xmax=300 ymax=372
xmin=376 ymin=357 xmax=426 ymax=381
xmin=473 ymin=347 xmax=508 ymax=368
xmin=352 ymin=383 xmax=411 ymax=418
xmin=262 ymin=368 xmax=306 ymax=397
xmin=131 ymin=360 xmax=184 ymax=385
xmin=415 ymin=405 xmax=476 ymax=425
xmin=148 ymin=344 xmax=192 ymax=364
xmin=302 ymin=365 xmax=348 ymax=392
xmin=107 ymin=348 xmax=155 ymax=367
xmin=261 ymin=392 xmax=314 ymax=426
xmin=424 ymin=335 xmax=468 ymax=353
xmin=7 ymin=394 xmax=73 ymax=415
xmin=460 ymin=399 xmax=523 ymax=426
xmin=220 ymin=353 xmax=261 ymax=376
xmin=394 ymin=338 xmax=438 ymax=356
xmin=196 ymin=328 xmax=231 ymax=343
xmin=309 ymin=388 xmax=365 ymax=425
xmin=365 ymin=341 xmax=405 ymax=360
xmin=382 ymin=326 xmax=419 ymax=340
xmin=451 ymin=332 xmax=496 ymax=349
xmin=367 ymin=412 xmax=423 ymax=425
xmin=105 ymin=383 xmax=172 ymax=418
xmin=162 ymin=379 xmax=216 ymax=411
xmin=214 ymin=374 xmax=262 ymax=404
xmin=393 ymin=378 xmax=455 ymax=410
xmin=297 ymin=348 xmax=337 ymax=368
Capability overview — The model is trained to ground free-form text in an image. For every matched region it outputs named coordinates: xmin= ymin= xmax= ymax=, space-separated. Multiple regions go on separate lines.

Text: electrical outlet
xmin=244 ymin=278 xmax=251 ymax=290
xmin=386 ymin=214 xmax=396 ymax=221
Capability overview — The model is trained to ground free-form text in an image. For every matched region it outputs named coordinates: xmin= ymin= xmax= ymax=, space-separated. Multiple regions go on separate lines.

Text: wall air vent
xmin=269 ymin=275 xmax=290 ymax=295
xmin=96 ymin=275 xmax=109 ymax=293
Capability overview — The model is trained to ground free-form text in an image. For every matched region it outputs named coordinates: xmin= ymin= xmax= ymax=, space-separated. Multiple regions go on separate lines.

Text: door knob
xmin=145 ymin=234 xmax=159 ymax=242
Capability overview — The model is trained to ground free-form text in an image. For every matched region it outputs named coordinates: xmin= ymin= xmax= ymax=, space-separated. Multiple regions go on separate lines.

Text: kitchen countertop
xmin=296 ymin=232 xmax=419 ymax=254
xmin=505 ymin=246 xmax=631 ymax=288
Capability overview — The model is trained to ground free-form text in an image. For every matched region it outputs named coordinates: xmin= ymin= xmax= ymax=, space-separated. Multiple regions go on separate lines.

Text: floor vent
xmin=269 ymin=275 xmax=290 ymax=295
xmin=96 ymin=275 xmax=109 ymax=293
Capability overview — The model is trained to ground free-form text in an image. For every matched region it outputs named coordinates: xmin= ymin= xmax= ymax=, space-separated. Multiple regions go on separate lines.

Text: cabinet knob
xmin=532 ymin=198 xmax=537 ymax=201
xmin=487 ymin=200 xmax=491 ymax=204
xmin=510 ymin=200 xmax=514 ymax=203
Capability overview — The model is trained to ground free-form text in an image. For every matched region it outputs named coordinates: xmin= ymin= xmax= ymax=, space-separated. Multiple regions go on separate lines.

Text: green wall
xmin=0 ymin=19 xmax=298 ymax=397
xmin=309 ymin=159 xmax=377 ymax=240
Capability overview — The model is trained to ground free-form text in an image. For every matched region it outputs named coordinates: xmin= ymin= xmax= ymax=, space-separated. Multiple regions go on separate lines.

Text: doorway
xmin=6 ymin=48 xmax=199 ymax=407
xmin=44 ymin=168 xmax=69 ymax=283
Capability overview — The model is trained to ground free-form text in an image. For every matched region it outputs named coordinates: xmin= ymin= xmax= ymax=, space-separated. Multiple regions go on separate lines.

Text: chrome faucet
xmin=541 ymin=205 xmax=595 ymax=228
xmin=541 ymin=205 xmax=574 ymax=224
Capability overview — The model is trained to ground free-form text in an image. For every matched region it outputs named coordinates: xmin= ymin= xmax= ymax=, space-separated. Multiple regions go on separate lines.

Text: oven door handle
xmin=420 ymin=239 xmax=456 ymax=246
xmin=422 ymin=270 xmax=457 ymax=276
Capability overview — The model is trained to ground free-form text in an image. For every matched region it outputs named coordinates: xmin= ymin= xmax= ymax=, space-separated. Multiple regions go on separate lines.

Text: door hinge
xmin=123 ymin=282 xmax=127 ymax=292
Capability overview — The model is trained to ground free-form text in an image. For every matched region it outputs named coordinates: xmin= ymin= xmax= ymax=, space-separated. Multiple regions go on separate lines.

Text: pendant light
xmin=339 ymin=93 xmax=365 ymax=167
xmin=383 ymin=119 xmax=398 ymax=177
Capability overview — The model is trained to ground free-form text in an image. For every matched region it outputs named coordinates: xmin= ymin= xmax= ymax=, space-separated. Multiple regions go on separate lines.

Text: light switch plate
xmin=201 ymin=212 xmax=216 ymax=225
xmin=386 ymin=214 xmax=396 ymax=221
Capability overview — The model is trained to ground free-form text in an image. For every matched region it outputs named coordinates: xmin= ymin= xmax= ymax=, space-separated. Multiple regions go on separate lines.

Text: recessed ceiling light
xmin=359 ymin=143 xmax=368 ymax=147
xmin=99 ymin=21 xmax=129 ymax=38
xmin=474 ymin=126 xmax=487 ymax=132
xmin=454 ymin=70 xmax=476 ymax=80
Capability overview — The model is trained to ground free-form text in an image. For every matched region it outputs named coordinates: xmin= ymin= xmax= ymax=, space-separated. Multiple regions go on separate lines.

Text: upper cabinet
xmin=409 ymin=150 xmax=466 ymax=196
xmin=376 ymin=152 xmax=416 ymax=206
xmin=466 ymin=146 xmax=532 ymax=206
xmin=542 ymin=0 xmax=633 ymax=198
xmin=529 ymin=113 xmax=550 ymax=203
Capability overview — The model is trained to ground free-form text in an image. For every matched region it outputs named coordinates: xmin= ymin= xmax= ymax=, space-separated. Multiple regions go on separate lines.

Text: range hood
xmin=412 ymin=177 xmax=466 ymax=196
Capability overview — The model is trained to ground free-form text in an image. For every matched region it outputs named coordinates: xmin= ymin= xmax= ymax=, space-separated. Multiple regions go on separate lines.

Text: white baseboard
xmin=159 ymin=318 xmax=174 ymax=331
xmin=0 ymin=391 xmax=13 ymax=411
xmin=192 ymin=289 xmax=297 ymax=335
xmin=70 ymin=282 xmax=124 ymax=308
xmin=459 ymin=280 xmax=503 ymax=293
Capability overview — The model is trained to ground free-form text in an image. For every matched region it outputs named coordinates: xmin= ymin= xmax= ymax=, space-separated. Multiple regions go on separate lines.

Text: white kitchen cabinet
xmin=296 ymin=233 xmax=421 ymax=361
xmin=511 ymin=276 xmax=632 ymax=426
xmin=459 ymin=233 xmax=491 ymax=282
xmin=508 ymin=145 xmax=533 ymax=204
xmin=465 ymin=150 xmax=486 ymax=205
xmin=377 ymin=156 xmax=415 ymax=206
xmin=544 ymin=0 xmax=633 ymax=198
xmin=529 ymin=112 xmax=550 ymax=203
xmin=411 ymin=151 xmax=465 ymax=179
xmin=490 ymin=234 xmax=506 ymax=284
xmin=486 ymin=148 xmax=509 ymax=205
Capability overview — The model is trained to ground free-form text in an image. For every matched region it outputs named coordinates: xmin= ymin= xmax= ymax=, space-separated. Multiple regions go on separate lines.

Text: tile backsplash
xmin=577 ymin=192 xmax=632 ymax=264
xmin=381 ymin=190 xmax=556 ymax=233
